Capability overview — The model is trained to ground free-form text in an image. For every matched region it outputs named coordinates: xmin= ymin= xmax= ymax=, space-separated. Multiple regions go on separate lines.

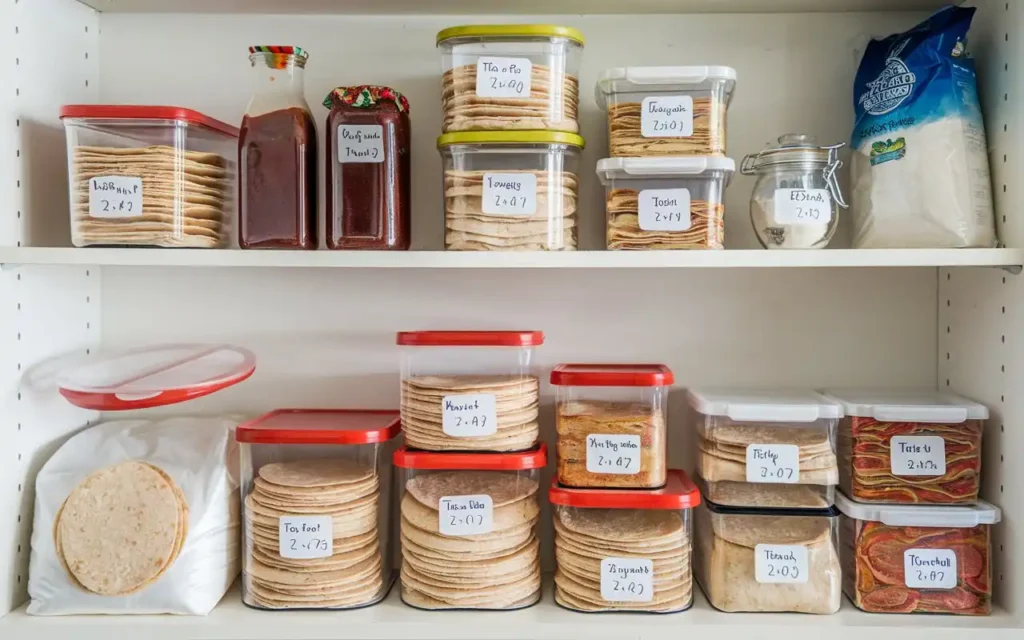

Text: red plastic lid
xmin=396 ymin=331 xmax=544 ymax=347
xmin=550 ymin=364 xmax=674 ymax=387
xmin=549 ymin=470 xmax=701 ymax=510
xmin=236 ymin=409 xmax=401 ymax=445
xmin=57 ymin=344 xmax=255 ymax=411
xmin=393 ymin=443 xmax=548 ymax=470
xmin=59 ymin=105 xmax=240 ymax=138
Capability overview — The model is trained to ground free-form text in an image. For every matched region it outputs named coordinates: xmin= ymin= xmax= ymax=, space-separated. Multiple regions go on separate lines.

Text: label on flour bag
xmin=338 ymin=124 xmax=384 ymax=163
xmin=439 ymin=494 xmax=494 ymax=536
xmin=586 ymin=434 xmax=642 ymax=474
xmin=638 ymin=188 xmax=691 ymax=231
xmin=755 ymin=544 xmax=809 ymax=583
xmin=904 ymin=548 xmax=957 ymax=589
xmin=442 ymin=393 xmax=498 ymax=437
xmin=89 ymin=176 xmax=142 ymax=218
xmin=746 ymin=444 xmax=800 ymax=483
xmin=482 ymin=173 xmax=537 ymax=215
xmin=279 ymin=515 xmax=333 ymax=559
xmin=773 ymin=189 xmax=833 ymax=225
xmin=600 ymin=558 xmax=654 ymax=602
xmin=641 ymin=95 xmax=694 ymax=138
xmin=890 ymin=435 xmax=946 ymax=476
xmin=476 ymin=57 xmax=532 ymax=98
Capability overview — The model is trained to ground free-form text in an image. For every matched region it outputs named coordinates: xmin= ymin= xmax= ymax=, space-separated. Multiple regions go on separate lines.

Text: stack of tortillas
xmin=606 ymin=191 xmax=725 ymax=250
xmin=442 ymin=64 xmax=579 ymax=133
xmin=242 ymin=458 xmax=384 ymax=609
xmin=400 ymin=471 xmax=542 ymax=609
xmin=401 ymin=375 xmax=540 ymax=451
xmin=607 ymin=98 xmax=726 ymax=157
xmin=553 ymin=507 xmax=692 ymax=612
xmin=70 ymin=145 xmax=232 ymax=248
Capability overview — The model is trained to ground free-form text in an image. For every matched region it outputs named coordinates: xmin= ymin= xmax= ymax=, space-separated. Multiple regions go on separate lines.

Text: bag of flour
xmin=850 ymin=6 xmax=996 ymax=248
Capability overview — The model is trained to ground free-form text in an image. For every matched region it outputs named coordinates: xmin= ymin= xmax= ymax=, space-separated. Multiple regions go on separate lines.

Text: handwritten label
xmin=476 ymin=57 xmax=532 ymax=98
xmin=442 ymin=393 xmax=497 ymax=437
xmin=891 ymin=435 xmax=946 ymax=476
xmin=641 ymin=95 xmax=694 ymax=138
xmin=600 ymin=558 xmax=653 ymax=602
xmin=338 ymin=124 xmax=384 ymax=163
xmin=746 ymin=444 xmax=800 ymax=483
xmin=774 ymin=189 xmax=833 ymax=225
xmin=755 ymin=544 xmax=809 ymax=583
xmin=89 ymin=176 xmax=142 ymax=218
xmin=904 ymin=548 xmax=957 ymax=589
xmin=586 ymin=434 xmax=641 ymax=474
xmin=638 ymin=188 xmax=691 ymax=231
xmin=278 ymin=516 xmax=332 ymax=559
xmin=482 ymin=172 xmax=537 ymax=215
xmin=439 ymin=494 xmax=493 ymax=536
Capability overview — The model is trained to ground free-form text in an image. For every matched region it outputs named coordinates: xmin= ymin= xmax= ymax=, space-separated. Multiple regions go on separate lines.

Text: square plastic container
xmin=397 ymin=331 xmax=542 ymax=451
xmin=549 ymin=470 xmax=700 ymax=614
xmin=596 ymin=157 xmax=735 ymax=250
xmin=437 ymin=132 xmax=583 ymax=251
xmin=437 ymin=25 xmax=584 ymax=133
xmin=393 ymin=444 xmax=547 ymax=610
xmin=60 ymin=105 xmax=238 ymax=248
xmin=595 ymin=66 xmax=737 ymax=157
xmin=687 ymin=389 xmax=843 ymax=509
xmin=235 ymin=409 xmax=401 ymax=610
xmin=550 ymin=364 xmax=673 ymax=488
xmin=836 ymin=492 xmax=1000 ymax=615
xmin=822 ymin=389 xmax=988 ymax=505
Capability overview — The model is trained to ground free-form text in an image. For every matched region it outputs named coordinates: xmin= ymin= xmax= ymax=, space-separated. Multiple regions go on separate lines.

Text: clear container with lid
xmin=393 ymin=444 xmax=547 ymax=610
xmin=235 ymin=409 xmax=401 ymax=610
xmin=687 ymin=389 xmax=843 ymax=509
xmin=437 ymin=25 xmax=584 ymax=134
xmin=595 ymin=66 xmax=737 ymax=157
xmin=822 ymin=389 xmax=988 ymax=505
xmin=596 ymin=157 xmax=734 ymax=250
xmin=549 ymin=470 xmax=700 ymax=614
xmin=438 ymin=132 xmax=583 ymax=251
xmin=551 ymin=364 xmax=673 ymax=489
xmin=741 ymin=134 xmax=848 ymax=249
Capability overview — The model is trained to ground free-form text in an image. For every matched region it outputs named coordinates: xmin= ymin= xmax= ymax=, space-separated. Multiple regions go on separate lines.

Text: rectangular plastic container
xmin=835 ymin=492 xmax=1000 ymax=615
xmin=437 ymin=132 xmax=583 ymax=251
xmin=822 ymin=389 xmax=988 ymax=505
xmin=596 ymin=157 xmax=735 ymax=250
xmin=235 ymin=409 xmax=401 ymax=610
xmin=393 ymin=444 xmax=547 ymax=610
xmin=687 ymin=389 xmax=843 ymax=509
xmin=60 ymin=105 xmax=238 ymax=248
xmin=437 ymin=24 xmax=584 ymax=133
xmin=549 ymin=470 xmax=700 ymax=613
xmin=550 ymin=364 xmax=673 ymax=488
xmin=595 ymin=66 xmax=736 ymax=157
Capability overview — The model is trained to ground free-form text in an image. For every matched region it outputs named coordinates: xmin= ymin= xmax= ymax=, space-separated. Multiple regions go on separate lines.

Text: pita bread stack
xmin=607 ymin=97 xmax=727 ymax=157
xmin=606 ymin=191 xmax=725 ymax=250
xmin=442 ymin=64 xmax=579 ymax=133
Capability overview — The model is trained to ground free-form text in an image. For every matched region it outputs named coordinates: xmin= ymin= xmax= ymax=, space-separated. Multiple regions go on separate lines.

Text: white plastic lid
xmin=595 ymin=156 xmax=736 ymax=184
xmin=821 ymin=389 xmax=988 ymax=422
xmin=595 ymin=66 xmax=738 ymax=109
xmin=835 ymin=492 xmax=1001 ymax=527
xmin=687 ymin=388 xmax=843 ymax=422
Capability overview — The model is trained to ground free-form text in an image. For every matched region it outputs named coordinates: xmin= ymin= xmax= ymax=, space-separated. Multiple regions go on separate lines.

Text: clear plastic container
xmin=437 ymin=132 xmax=583 ymax=251
xmin=822 ymin=389 xmax=988 ymax=505
xmin=836 ymin=492 xmax=999 ymax=615
xmin=437 ymin=25 xmax=584 ymax=134
xmin=235 ymin=409 xmax=401 ymax=610
xmin=549 ymin=470 xmax=700 ymax=614
xmin=393 ymin=444 xmax=547 ymax=610
xmin=60 ymin=105 xmax=238 ymax=248
xmin=596 ymin=157 xmax=735 ymax=250
xmin=550 ymin=364 xmax=673 ymax=489
xmin=595 ymin=66 xmax=737 ymax=157
xmin=687 ymin=389 xmax=843 ymax=509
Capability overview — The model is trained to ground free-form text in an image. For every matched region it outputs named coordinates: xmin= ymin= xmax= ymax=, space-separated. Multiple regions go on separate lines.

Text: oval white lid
xmin=596 ymin=156 xmax=736 ymax=184
xmin=595 ymin=65 xmax=738 ymax=109
xmin=686 ymin=388 xmax=843 ymax=422
xmin=835 ymin=491 xmax=1001 ymax=527
xmin=820 ymin=389 xmax=989 ymax=422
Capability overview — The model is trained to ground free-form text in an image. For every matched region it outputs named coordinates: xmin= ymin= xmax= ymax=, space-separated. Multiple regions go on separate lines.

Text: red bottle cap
xmin=548 ymin=470 xmax=701 ymax=510
xmin=393 ymin=443 xmax=548 ymax=470
xmin=550 ymin=364 xmax=674 ymax=387
xmin=236 ymin=409 xmax=401 ymax=445
xmin=396 ymin=331 xmax=544 ymax=347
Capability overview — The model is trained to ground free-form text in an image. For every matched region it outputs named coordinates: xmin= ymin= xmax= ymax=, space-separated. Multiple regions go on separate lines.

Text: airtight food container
xmin=393 ymin=444 xmax=547 ymax=611
xmin=236 ymin=409 xmax=401 ymax=610
xmin=549 ymin=470 xmax=700 ymax=614
xmin=596 ymin=157 xmax=735 ymax=250
xmin=438 ymin=132 xmax=583 ymax=251
xmin=437 ymin=25 xmax=584 ymax=134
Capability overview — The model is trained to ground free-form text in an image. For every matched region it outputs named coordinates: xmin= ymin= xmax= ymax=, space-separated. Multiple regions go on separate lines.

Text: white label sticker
xmin=442 ymin=393 xmax=498 ymax=437
xmin=773 ymin=189 xmax=833 ymax=225
xmin=638 ymin=188 xmax=691 ymax=231
xmin=89 ymin=176 xmax=142 ymax=218
xmin=586 ymin=434 xmax=642 ymax=474
xmin=600 ymin=557 xmax=654 ymax=602
xmin=438 ymin=494 xmax=494 ymax=536
xmin=891 ymin=435 xmax=947 ymax=476
xmin=278 ymin=515 xmax=333 ymax=559
xmin=904 ymin=548 xmax=957 ymax=590
xmin=338 ymin=124 xmax=384 ymax=163
xmin=641 ymin=95 xmax=694 ymax=138
xmin=746 ymin=444 xmax=801 ymax=484
xmin=482 ymin=172 xmax=537 ymax=215
xmin=755 ymin=544 xmax=809 ymax=583
xmin=476 ymin=57 xmax=532 ymax=98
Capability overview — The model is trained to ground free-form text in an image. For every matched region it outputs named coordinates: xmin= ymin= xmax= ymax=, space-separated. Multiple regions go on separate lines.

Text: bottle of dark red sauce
xmin=323 ymin=86 xmax=410 ymax=250
xmin=239 ymin=46 xmax=317 ymax=250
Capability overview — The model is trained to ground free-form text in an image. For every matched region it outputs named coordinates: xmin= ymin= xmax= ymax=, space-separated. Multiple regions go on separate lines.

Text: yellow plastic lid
xmin=437 ymin=24 xmax=585 ymax=46
xmin=437 ymin=130 xmax=585 ymax=149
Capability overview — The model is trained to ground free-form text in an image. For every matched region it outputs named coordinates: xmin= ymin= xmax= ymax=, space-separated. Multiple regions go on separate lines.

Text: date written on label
xmin=638 ymin=188 xmax=691 ymax=231
xmin=482 ymin=172 xmax=537 ymax=215
xmin=442 ymin=393 xmax=498 ymax=437
xmin=774 ymin=189 xmax=833 ymax=225
xmin=278 ymin=515 xmax=333 ymax=559
xmin=439 ymin=494 xmax=494 ymax=536
xmin=641 ymin=95 xmax=694 ymax=138
xmin=476 ymin=56 xmax=532 ymax=99
xmin=600 ymin=558 xmax=653 ymax=602
xmin=755 ymin=544 xmax=809 ymax=584
xmin=890 ymin=435 xmax=947 ymax=476
xmin=586 ymin=434 xmax=641 ymax=474
xmin=904 ymin=548 xmax=957 ymax=589
xmin=746 ymin=444 xmax=800 ymax=484
xmin=338 ymin=124 xmax=384 ymax=163
xmin=89 ymin=176 xmax=143 ymax=218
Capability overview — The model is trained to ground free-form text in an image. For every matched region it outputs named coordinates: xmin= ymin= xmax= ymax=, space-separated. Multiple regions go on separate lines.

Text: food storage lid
xmin=59 ymin=105 xmax=240 ymax=137
xmin=821 ymin=389 xmax=988 ymax=422
xmin=740 ymin=134 xmax=848 ymax=208
xmin=393 ymin=443 xmax=548 ymax=470
xmin=437 ymin=131 xmax=585 ymax=149
xmin=704 ymin=499 xmax=840 ymax=518
xmin=248 ymin=45 xmax=309 ymax=68
xmin=236 ymin=409 xmax=401 ymax=445
xmin=595 ymin=66 xmax=737 ymax=109
xmin=436 ymin=24 xmax=585 ymax=46
xmin=836 ymin=492 xmax=1001 ymax=527
xmin=688 ymin=388 xmax=842 ymax=422
xmin=595 ymin=157 xmax=736 ymax=183
xmin=57 ymin=344 xmax=255 ymax=410
xmin=396 ymin=330 xmax=544 ymax=347
xmin=550 ymin=364 xmax=674 ymax=387
xmin=549 ymin=470 xmax=700 ymax=509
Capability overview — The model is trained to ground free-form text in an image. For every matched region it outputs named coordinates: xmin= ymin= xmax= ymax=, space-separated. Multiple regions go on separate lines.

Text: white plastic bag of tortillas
xmin=28 ymin=417 xmax=241 ymax=615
